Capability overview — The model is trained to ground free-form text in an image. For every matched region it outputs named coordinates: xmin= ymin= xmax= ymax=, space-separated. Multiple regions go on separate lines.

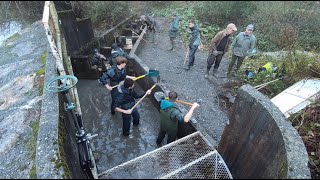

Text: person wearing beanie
xmin=227 ymin=24 xmax=257 ymax=76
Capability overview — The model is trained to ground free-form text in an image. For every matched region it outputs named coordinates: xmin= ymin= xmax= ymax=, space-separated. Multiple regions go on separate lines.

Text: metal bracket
xmin=65 ymin=102 xmax=75 ymax=111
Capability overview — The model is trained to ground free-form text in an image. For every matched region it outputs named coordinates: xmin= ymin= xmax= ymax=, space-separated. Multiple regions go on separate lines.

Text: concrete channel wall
xmin=218 ymin=85 xmax=311 ymax=179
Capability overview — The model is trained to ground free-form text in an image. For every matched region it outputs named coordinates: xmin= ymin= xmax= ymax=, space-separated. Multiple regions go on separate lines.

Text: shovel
xmin=111 ymin=69 xmax=159 ymax=89
xmin=133 ymin=69 xmax=159 ymax=81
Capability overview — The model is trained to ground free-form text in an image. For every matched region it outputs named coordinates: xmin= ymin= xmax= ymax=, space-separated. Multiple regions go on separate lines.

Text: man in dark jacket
xmin=187 ymin=20 xmax=201 ymax=70
xmin=156 ymin=91 xmax=200 ymax=145
xmin=110 ymin=43 xmax=132 ymax=66
xmin=140 ymin=14 xmax=158 ymax=43
xmin=168 ymin=12 xmax=179 ymax=51
xmin=92 ymin=48 xmax=108 ymax=77
xmin=205 ymin=23 xmax=237 ymax=78
xmin=113 ymin=78 xmax=152 ymax=136
xmin=99 ymin=57 xmax=135 ymax=115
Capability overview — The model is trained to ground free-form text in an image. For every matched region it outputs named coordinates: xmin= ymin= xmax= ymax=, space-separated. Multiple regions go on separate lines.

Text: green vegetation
xmin=0 ymin=1 xmax=44 ymax=28
xmin=289 ymin=101 xmax=320 ymax=179
xmin=4 ymin=33 xmax=21 ymax=44
xmin=150 ymin=2 xmax=320 ymax=178
xmin=28 ymin=120 xmax=40 ymax=178
xmin=36 ymin=51 xmax=47 ymax=76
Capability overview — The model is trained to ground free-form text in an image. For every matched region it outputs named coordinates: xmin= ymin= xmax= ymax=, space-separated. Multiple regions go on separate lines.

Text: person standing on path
xmin=227 ymin=24 xmax=257 ymax=76
xmin=168 ymin=12 xmax=179 ymax=51
xmin=92 ymin=48 xmax=108 ymax=78
xmin=187 ymin=20 xmax=201 ymax=70
xmin=155 ymin=91 xmax=200 ymax=145
xmin=205 ymin=23 xmax=237 ymax=78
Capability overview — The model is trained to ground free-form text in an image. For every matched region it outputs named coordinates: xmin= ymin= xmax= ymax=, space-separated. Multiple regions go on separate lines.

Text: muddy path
xmin=137 ymin=17 xmax=232 ymax=147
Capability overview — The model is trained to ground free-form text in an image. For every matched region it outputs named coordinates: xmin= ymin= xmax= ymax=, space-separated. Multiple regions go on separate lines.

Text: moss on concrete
xmin=36 ymin=51 xmax=47 ymax=76
xmin=28 ymin=119 xmax=40 ymax=178
xmin=4 ymin=33 xmax=21 ymax=44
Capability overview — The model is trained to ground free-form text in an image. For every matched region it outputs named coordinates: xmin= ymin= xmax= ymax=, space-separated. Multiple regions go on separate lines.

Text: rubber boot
xmin=204 ymin=69 xmax=209 ymax=78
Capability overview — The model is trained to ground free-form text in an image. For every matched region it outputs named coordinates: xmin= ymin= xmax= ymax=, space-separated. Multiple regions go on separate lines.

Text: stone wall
xmin=218 ymin=85 xmax=310 ymax=179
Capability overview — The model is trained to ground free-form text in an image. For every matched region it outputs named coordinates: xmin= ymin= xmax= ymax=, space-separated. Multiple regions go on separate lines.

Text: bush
xmin=80 ymin=1 xmax=130 ymax=26
xmin=194 ymin=1 xmax=257 ymax=26
xmin=249 ymin=1 xmax=320 ymax=52
xmin=0 ymin=1 xmax=44 ymax=27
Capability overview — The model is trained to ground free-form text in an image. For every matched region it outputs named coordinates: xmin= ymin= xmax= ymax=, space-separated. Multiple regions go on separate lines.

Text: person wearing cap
xmin=168 ymin=12 xmax=179 ymax=51
xmin=110 ymin=43 xmax=130 ymax=66
xmin=227 ymin=24 xmax=257 ymax=76
xmin=205 ymin=23 xmax=237 ymax=78
xmin=92 ymin=48 xmax=108 ymax=78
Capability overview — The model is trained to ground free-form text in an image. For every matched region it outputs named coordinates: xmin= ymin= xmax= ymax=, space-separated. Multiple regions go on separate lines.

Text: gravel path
xmin=137 ymin=17 xmax=231 ymax=147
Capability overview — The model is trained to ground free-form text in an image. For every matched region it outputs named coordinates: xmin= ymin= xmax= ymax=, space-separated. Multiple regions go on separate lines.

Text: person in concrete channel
xmin=92 ymin=48 xmax=108 ymax=77
xmin=110 ymin=43 xmax=133 ymax=66
xmin=204 ymin=23 xmax=237 ymax=78
xmin=227 ymin=24 xmax=257 ymax=77
xmin=187 ymin=20 xmax=201 ymax=70
xmin=168 ymin=12 xmax=179 ymax=51
xmin=99 ymin=57 xmax=136 ymax=115
xmin=140 ymin=13 xmax=158 ymax=44
xmin=113 ymin=78 xmax=152 ymax=136
xmin=156 ymin=91 xmax=200 ymax=145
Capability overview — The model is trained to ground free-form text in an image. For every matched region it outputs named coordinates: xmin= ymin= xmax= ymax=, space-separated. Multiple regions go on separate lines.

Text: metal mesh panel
xmin=99 ymin=131 xmax=232 ymax=179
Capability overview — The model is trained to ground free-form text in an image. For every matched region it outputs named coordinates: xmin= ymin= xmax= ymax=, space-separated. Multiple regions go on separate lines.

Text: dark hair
xmin=116 ymin=57 xmax=128 ymax=65
xmin=124 ymin=78 xmax=134 ymax=88
xmin=168 ymin=91 xmax=178 ymax=100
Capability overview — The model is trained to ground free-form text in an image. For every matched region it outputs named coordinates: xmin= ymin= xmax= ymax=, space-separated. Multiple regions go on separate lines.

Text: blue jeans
xmin=188 ymin=45 xmax=199 ymax=67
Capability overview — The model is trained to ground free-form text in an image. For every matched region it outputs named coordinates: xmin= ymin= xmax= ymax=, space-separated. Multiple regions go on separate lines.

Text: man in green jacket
xmin=156 ymin=91 xmax=200 ymax=145
xmin=205 ymin=23 xmax=237 ymax=78
xmin=168 ymin=12 xmax=179 ymax=51
xmin=227 ymin=24 xmax=257 ymax=76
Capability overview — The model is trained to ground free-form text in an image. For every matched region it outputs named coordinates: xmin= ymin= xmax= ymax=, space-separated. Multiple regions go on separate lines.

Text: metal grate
xmin=99 ymin=131 xmax=232 ymax=179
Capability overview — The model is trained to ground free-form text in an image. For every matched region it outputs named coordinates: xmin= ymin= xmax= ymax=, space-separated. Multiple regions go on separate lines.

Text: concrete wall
xmin=218 ymin=85 xmax=311 ymax=179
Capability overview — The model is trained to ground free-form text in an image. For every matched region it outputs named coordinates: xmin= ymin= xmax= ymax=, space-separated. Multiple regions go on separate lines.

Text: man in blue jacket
xmin=156 ymin=91 xmax=200 ymax=145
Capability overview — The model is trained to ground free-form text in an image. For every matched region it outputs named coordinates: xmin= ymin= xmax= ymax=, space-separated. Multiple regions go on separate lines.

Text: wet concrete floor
xmin=76 ymin=79 xmax=161 ymax=173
